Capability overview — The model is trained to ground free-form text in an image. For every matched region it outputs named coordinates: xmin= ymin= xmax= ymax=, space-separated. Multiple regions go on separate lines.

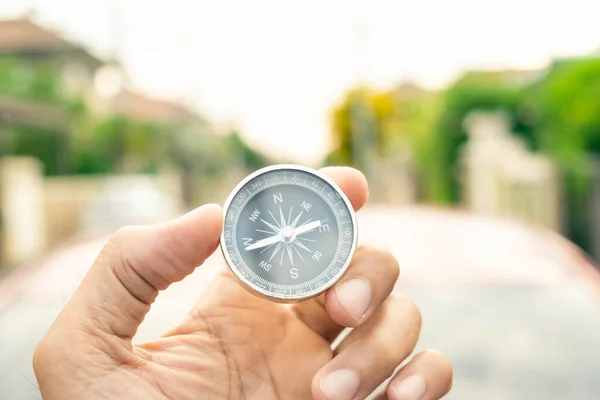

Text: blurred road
xmin=2 ymin=206 xmax=600 ymax=399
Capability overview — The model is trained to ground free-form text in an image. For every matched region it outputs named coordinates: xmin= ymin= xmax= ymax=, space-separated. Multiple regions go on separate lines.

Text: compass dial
xmin=220 ymin=165 xmax=357 ymax=302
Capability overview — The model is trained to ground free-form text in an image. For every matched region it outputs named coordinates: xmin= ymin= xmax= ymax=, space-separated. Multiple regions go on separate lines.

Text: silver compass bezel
xmin=220 ymin=164 xmax=358 ymax=303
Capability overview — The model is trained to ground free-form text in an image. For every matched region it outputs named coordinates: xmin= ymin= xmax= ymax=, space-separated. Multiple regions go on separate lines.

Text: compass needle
xmin=255 ymin=228 xmax=276 ymax=235
xmin=220 ymin=165 xmax=356 ymax=302
xmin=293 ymin=220 xmax=321 ymax=236
xmin=299 ymin=218 xmax=312 ymax=228
xmin=245 ymin=233 xmax=281 ymax=250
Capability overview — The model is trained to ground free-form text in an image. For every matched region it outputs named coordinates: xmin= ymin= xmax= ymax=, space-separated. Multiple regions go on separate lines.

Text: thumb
xmin=53 ymin=203 xmax=223 ymax=339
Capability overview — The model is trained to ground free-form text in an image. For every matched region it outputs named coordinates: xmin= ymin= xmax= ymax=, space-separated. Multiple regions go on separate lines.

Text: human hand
xmin=33 ymin=167 xmax=452 ymax=400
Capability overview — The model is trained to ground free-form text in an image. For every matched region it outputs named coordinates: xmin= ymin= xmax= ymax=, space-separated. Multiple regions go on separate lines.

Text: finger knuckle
xmin=381 ymin=251 xmax=400 ymax=280
xmin=396 ymin=293 xmax=422 ymax=320
xmin=374 ymin=294 xmax=423 ymax=362
xmin=427 ymin=349 xmax=454 ymax=378
xmin=427 ymin=351 xmax=454 ymax=395
xmin=104 ymin=225 xmax=148 ymax=262
xmin=32 ymin=339 xmax=51 ymax=374
xmin=415 ymin=349 xmax=453 ymax=394
xmin=408 ymin=301 xmax=423 ymax=332
xmin=110 ymin=225 xmax=141 ymax=243
xmin=391 ymin=293 xmax=422 ymax=331
xmin=358 ymin=246 xmax=401 ymax=278
xmin=422 ymin=349 xmax=452 ymax=366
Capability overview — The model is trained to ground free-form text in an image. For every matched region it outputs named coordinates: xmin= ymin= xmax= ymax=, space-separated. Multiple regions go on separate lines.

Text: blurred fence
xmin=364 ymin=148 xmax=417 ymax=205
xmin=44 ymin=171 xmax=182 ymax=247
xmin=588 ymin=157 xmax=600 ymax=261
xmin=460 ymin=111 xmax=562 ymax=232
xmin=0 ymin=156 xmax=184 ymax=269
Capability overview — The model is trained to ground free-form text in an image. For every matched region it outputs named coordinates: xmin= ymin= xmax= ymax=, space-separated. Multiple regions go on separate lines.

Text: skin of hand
xmin=33 ymin=167 xmax=452 ymax=400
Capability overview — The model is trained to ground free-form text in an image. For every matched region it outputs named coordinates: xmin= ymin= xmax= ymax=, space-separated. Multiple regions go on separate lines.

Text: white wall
xmin=0 ymin=157 xmax=46 ymax=267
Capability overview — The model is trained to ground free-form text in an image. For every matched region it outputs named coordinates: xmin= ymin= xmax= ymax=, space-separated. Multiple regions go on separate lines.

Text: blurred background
xmin=1 ymin=1 xmax=600 ymax=399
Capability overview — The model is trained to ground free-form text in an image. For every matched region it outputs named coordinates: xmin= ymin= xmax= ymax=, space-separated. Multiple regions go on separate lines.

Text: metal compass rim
xmin=219 ymin=164 xmax=358 ymax=303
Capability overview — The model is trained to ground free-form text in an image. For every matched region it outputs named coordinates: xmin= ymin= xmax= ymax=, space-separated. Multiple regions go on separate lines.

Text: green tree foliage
xmin=526 ymin=58 xmax=600 ymax=160
xmin=327 ymin=87 xmax=437 ymax=168
xmin=223 ymin=130 xmax=271 ymax=171
xmin=327 ymin=84 xmax=441 ymax=199
xmin=9 ymin=125 xmax=67 ymax=175
xmin=0 ymin=57 xmax=72 ymax=174
xmin=418 ymin=60 xmax=600 ymax=209
xmin=329 ymin=56 xmax=600 ymax=254
xmin=72 ymin=115 xmax=170 ymax=175
xmin=0 ymin=55 xmax=266 ymax=186
xmin=524 ymin=58 xmax=600 ymax=251
xmin=0 ymin=57 xmax=65 ymax=102
xmin=392 ymin=88 xmax=442 ymax=202
xmin=328 ymin=87 xmax=395 ymax=169
xmin=431 ymin=72 xmax=527 ymax=203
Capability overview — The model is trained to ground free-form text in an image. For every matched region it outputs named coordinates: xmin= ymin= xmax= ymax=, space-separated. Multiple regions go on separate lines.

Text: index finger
xmin=319 ymin=166 xmax=369 ymax=212
xmin=290 ymin=166 xmax=371 ymax=336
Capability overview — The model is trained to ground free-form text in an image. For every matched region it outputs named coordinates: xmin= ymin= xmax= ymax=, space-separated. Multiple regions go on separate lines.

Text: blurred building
xmin=0 ymin=16 xmax=101 ymax=136
xmin=0 ymin=16 xmax=199 ymax=268
xmin=96 ymin=89 xmax=192 ymax=122
xmin=90 ymin=87 xmax=225 ymax=208
xmin=0 ymin=15 xmax=205 ymax=126
xmin=460 ymin=111 xmax=562 ymax=232
xmin=0 ymin=15 xmax=106 ymax=100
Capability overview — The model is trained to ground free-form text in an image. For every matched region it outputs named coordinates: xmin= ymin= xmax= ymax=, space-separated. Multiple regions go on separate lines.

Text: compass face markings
xmin=260 ymin=242 xmax=276 ymax=254
xmin=257 ymin=202 xmax=323 ymax=267
xmin=221 ymin=165 xmax=357 ymax=301
xmin=294 ymin=239 xmax=312 ymax=253
xmin=260 ymin=218 xmax=279 ymax=233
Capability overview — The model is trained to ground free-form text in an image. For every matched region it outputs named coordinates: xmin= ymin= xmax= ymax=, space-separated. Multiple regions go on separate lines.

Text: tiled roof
xmin=111 ymin=89 xmax=196 ymax=123
xmin=0 ymin=17 xmax=77 ymax=54
xmin=0 ymin=17 xmax=104 ymax=68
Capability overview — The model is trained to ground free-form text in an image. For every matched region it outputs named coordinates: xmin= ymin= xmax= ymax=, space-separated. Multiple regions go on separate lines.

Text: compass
xmin=220 ymin=164 xmax=358 ymax=302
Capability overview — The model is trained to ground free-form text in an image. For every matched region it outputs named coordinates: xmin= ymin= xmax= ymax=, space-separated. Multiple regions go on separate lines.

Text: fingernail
xmin=335 ymin=278 xmax=372 ymax=321
xmin=392 ymin=375 xmax=427 ymax=400
xmin=320 ymin=369 xmax=360 ymax=400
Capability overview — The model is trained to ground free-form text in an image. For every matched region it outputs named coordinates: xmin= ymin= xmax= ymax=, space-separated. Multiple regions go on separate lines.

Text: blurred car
xmin=1 ymin=205 xmax=600 ymax=400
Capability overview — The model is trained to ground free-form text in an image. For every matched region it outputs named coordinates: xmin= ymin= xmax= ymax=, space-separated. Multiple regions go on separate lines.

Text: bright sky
xmin=2 ymin=0 xmax=600 ymax=165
